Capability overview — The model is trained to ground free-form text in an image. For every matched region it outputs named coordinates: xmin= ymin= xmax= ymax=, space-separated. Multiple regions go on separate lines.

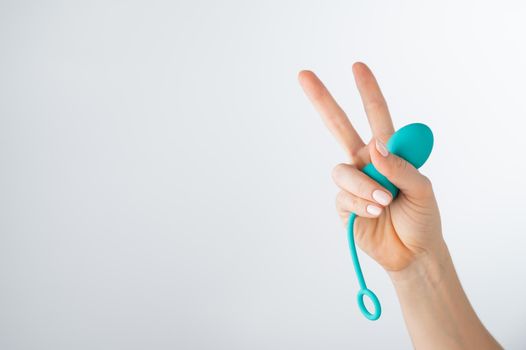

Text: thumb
xmin=369 ymin=138 xmax=432 ymax=199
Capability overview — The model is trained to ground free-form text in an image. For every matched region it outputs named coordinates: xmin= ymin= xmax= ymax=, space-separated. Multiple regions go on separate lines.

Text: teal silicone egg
xmin=386 ymin=123 xmax=433 ymax=169
xmin=361 ymin=123 xmax=434 ymax=198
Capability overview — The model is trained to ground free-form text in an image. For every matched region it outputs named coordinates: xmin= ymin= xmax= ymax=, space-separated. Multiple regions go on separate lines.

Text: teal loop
xmin=347 ymin=212 xmax=382 ymax=321
xmin=357 ymin=288 xmax=381 ymax=321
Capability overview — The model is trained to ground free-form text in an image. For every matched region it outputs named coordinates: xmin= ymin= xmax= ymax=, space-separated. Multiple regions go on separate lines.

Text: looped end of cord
xmin=348 ymin=212 xmax=382 ymax=321
xmin=357 ymin=288 xmax=382 ymax=321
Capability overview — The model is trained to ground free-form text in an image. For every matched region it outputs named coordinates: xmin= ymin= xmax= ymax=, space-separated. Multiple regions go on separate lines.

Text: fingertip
xmin=297 ymin=70 xmax=315 ymax=84
xmin=366 ymin=204 xmax=383 ymax=217
xmin=368 ymin=139 xmax=397 ymax=181
xmin=352 ymin=61 xmax=370 ymax=76
xmin=298 ymin=70 xmax=327 ymax=100
xmin=352 ymin=61 xmax=366 ymax=70
xmin=368 ymin=139 xmax=429 ymax=197
xmin=372 ymin=189 xmax=392 ymax=207
xmin=368 ymin=139 xmax=385 ymax=169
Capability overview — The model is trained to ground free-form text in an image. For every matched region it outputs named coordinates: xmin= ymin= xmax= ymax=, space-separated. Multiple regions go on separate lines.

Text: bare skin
xmin=298 ymin=63 xmax=501 ymax=349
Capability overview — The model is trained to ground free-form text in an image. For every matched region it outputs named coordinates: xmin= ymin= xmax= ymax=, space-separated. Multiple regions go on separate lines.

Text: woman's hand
xmin=298 ymin=63 xmax=444 ymax=272
xmin=299 ymin=63 xmax=502 ymax=349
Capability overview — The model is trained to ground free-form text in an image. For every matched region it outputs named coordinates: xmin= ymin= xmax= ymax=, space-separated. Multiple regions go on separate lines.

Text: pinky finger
xmin=336 ymin=190 xmax=383 ymax=219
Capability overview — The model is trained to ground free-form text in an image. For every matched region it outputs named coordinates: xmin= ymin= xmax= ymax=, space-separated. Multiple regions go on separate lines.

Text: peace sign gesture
xmin=299 ymin=63 xmax=443 ymax=272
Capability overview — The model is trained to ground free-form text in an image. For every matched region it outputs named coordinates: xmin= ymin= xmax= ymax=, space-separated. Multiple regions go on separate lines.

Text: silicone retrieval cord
xmin=347 ymin=212 xmax=381 ymax=320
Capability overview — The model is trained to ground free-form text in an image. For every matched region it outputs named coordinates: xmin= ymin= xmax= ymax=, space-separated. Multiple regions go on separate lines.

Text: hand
xmin=299 ymin=63 xmax=501 ymax=349
xmin=298 ymin=62 xmax=445 ymax=272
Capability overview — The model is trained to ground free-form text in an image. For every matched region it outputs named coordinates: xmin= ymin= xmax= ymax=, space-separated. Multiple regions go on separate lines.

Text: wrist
xmin=388 ymin=240 xmax=451 ymax=288
xmin=387 ymin=239 xmax=502 ymax=349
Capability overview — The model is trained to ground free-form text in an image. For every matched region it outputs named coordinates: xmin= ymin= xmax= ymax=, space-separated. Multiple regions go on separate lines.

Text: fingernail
xmin=376 ymin=139 xmax=389 ymax=157
xmin=366 ymin=204 xmax=382 ymax=216
xmin=372 ymin=190 xmax=391 ymax=206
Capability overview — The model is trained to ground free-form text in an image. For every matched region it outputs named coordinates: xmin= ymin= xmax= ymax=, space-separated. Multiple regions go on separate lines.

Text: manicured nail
xmin=376 ymin=139 xmax=389 ymax=157
xmin=372 ymin=190 xmax=391 ymax=206
xmin=366 ymin=204 xmax=382 ymax=216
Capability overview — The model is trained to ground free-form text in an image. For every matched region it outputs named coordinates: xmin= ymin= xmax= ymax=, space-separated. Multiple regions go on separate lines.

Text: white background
xmin=1 ymin=0 xmax=525 ymax=349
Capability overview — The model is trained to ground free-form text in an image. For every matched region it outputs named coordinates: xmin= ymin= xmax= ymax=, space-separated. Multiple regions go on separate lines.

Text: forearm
xmin=389 ymin=242 xmax=501 ymax=350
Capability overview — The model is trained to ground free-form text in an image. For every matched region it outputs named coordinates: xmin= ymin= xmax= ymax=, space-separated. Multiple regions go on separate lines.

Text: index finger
xmin=298 ymin=70 xmax=365 ymax=160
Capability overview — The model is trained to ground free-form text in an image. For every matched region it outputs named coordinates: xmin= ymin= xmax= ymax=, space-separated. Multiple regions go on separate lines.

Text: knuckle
xmin=385 ymin=156 xmax=407 ymax=179
xmin=349 ymin=195 xmax=359 ymax=210
xmin=421 ymin=175 xmax=431 ymax=187
xmin=336 ymin=191 xmax=358 ymax=212
xmin=394 ymin=156 xmax=407 ymax=172
xmin=331 ymin=163 xmax=347 ymax=182
xmin=356 ymin=179 xmax=368 ymax=196
xmin=419 ymin=175 xmax=434 ymax=195
xmin=364 ymin=100 xmax=386 ymax=114
xmin=348 ymin=149 xmax=361 ymax=165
